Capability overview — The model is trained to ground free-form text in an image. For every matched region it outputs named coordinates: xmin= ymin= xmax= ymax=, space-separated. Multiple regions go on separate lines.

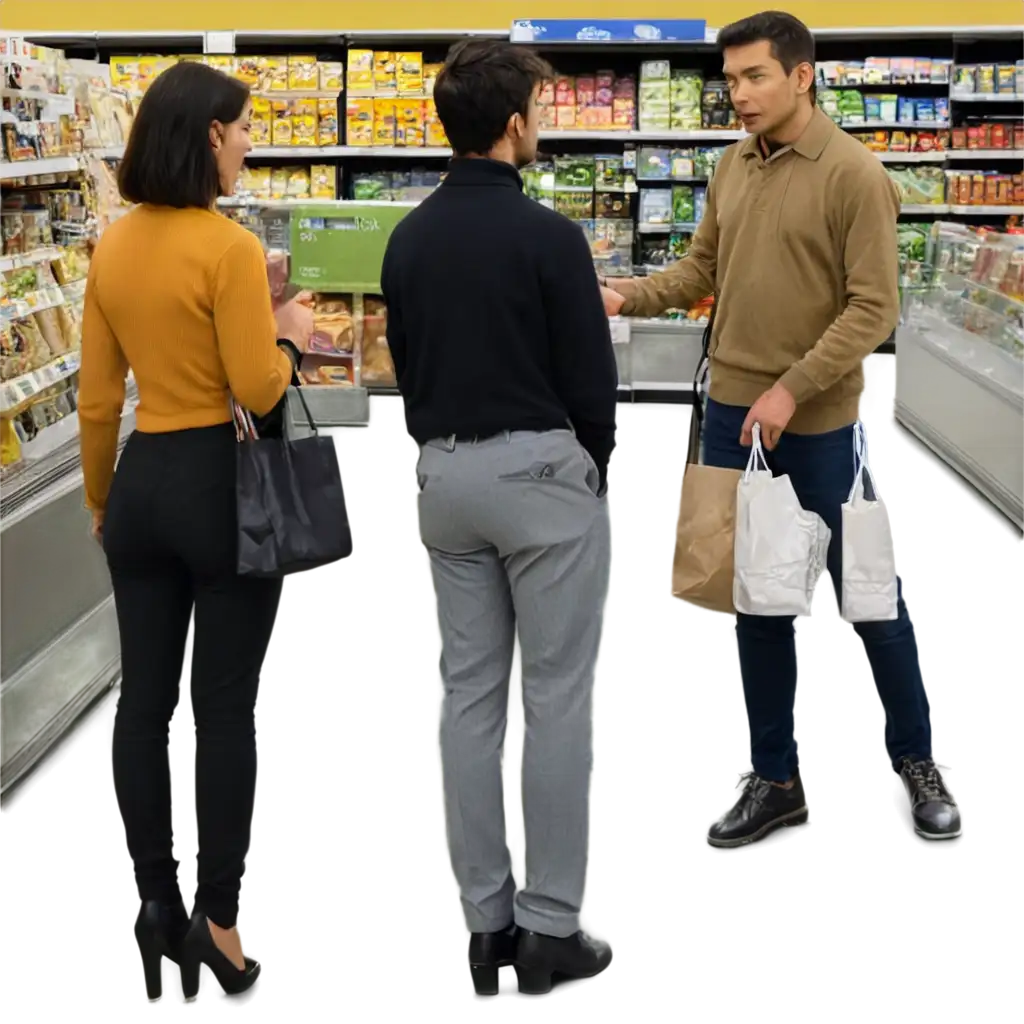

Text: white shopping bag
xmin=733 ymin=425 xmax=832 ymax=617
xmin=841 ymin=422 xmax=898 ymax=622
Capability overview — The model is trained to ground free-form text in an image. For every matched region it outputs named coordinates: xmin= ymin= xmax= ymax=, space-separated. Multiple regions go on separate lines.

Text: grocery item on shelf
xmin=360 ymin=296 xmax=395 ymax=387
xmin=886 ymin=165 xmax=948 ymax=206
xmin=950 ymin=120 xmax=1023 ymax=151
xmin=946 ymin=170 xmax=1022 ymax=207
xmin=952 ymin=62 xmax=1024 ymax=96
xmin=816 ymin=57 xmax=953 ymax=86
xmin=851 ymin=128 xmax=949 ymax=153
xmin=818 ymin=89 xmax=950 ymax=126
xmin=309 ymin=294 xmax=356 ymax=354
xmin=349 ymin=168 xmax=442 ymax=202
xmin=538 ymin=71 xmax=636 ymax=131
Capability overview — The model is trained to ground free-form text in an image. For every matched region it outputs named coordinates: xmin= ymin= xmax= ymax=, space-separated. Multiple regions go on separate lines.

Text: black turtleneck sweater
xmin=380 ymin=157 xmax=618 ymax=484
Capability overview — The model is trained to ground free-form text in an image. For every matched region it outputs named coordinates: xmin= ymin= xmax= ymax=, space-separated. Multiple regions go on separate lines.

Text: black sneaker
xmin=707 ymin=772 xmax=809 ymax=848
xmin=898 ymin=757 xmax=961 ymax=840
xmin=514 ymin=929 xmax=612 ymax=995
xmin=468 ymin=923 xmax=518 ymax=996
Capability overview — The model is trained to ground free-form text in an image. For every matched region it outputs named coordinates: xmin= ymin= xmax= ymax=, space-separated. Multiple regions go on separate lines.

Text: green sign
xmin=289 ymin=202 xmax=416 ymax=294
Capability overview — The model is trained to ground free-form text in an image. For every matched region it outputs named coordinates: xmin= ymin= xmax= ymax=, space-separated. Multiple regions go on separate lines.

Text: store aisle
xmin=2 ymin=358 xmax=1024 ymax=1007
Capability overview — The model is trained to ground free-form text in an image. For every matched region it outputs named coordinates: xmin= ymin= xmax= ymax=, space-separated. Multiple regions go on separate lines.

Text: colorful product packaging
xmin=347 ymin=97 xmax=374 ymax=145
xmin=347 ymin=50 xmax=374 ymax=94
xmin=317 ymin=99 xmax=339 ymax=146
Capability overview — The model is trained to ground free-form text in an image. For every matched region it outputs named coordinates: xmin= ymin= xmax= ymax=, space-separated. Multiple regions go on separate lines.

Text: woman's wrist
xmin=277 ymin=339 xmax=302 ymax=385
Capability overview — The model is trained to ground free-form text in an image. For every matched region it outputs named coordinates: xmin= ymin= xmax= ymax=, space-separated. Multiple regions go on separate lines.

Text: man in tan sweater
xmin=604 ymin=11 xmax=961 ymax=846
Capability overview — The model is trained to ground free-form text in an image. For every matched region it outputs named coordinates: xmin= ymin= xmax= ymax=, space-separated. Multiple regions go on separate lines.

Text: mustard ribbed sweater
xmin=78 ymin=205 xmax=291 ymax=511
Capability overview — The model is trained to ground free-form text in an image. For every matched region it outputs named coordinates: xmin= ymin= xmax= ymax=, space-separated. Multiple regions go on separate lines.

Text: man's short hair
xmin=717 ymin=10 xmax=816 ymax=74
xmin=434 ymin=39 xmax=552 ymax=156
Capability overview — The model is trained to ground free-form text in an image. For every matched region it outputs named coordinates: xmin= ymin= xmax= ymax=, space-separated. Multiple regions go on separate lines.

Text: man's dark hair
xmin=716 ymin=10 xmax=815 ymax=74
xmin=118 ymin=61 xmax=250 ymax=209
xmin=434 ymin=39 xmax=552 ymax=156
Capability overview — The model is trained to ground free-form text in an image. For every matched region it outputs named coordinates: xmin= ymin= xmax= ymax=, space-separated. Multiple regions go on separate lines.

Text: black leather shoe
xmin=707 ymin=772 xmax=809 ymax=848
xmin=514 ymin=929 xmax=612 ymax=995
xmin=134 ymin=899 xmax=189 ymax=1001
xmin=899 ymin=757 xmax=961 ymax=839
xmin=179 ymin=911 xmax=260 ymax=1002
xmin=468 ymin=923 xmax=518 ymax=996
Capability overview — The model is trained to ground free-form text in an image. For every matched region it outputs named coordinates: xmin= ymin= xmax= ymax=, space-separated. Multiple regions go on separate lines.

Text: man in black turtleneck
xmin=381 ymin=39 xmax=616 ymax=997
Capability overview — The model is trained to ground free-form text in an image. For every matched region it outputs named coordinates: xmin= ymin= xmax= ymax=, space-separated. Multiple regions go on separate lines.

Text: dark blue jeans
xmin=701 ymin=398 xmax=932 ymax=782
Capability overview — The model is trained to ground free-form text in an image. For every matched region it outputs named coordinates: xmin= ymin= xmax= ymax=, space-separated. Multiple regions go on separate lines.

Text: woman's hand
xmin=90 ymin=509 xmax=104 ymax=544
xmin=274 ymin=293 xmax=314 ymax=352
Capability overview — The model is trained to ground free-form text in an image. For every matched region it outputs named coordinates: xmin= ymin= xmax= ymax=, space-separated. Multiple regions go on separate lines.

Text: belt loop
xmin=504 ymin=430 xmax=511 ymax=443
xmin=446 ymin=434 xmax=456 ymax=452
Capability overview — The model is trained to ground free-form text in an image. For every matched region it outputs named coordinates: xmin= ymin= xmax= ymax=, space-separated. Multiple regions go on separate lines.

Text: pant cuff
xmin=195 ymin=891 xmax=239 ymax=930
xmin=513 ymin=905 xmax=579 ymax=939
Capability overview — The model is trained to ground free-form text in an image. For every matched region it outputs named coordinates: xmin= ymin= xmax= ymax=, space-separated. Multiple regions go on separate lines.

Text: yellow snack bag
xmin=109 ymin=57 xmax=139 ymax=93
xmin=374 ymin=52 xmax=397 ymax=94
xmin=318 ymin=99 xmax=339 ymax=146
xmin=347 ymin=50 xmax=374 ymax=94
xmin=250 ymin=97 xmax=272 ymax=146
xmin=346 ymin=98 xmax=374 ymax=145
xmin=272 ymin=101 xmax=293 ymax=145
xmin=319 ymin=62 xmax=344 ymax=92
xmin=288 ymin=55 xmax=319 ymax=91
xmin=205 ymin=55 xmax=235 ymax=77
xmin=261 ymin=56 xmax=289 ymax=92
xmin=373 ymin=99 xmax=396 ymax=145
xmin=287 ymin=167 xmax=311 ymax=198
xmin=292 ymin=115 xmax=317 ymax=147
xmin=311 ymin=165 xmax=337 ymax=199
xmin=424 ymin=63 xmax=444 ymax=95
xmin=270 ymin=167 xmax=291 ymax=200
xmin=396 ymin=99 xmax=425 ymax=147
xmin=234 ymin=57 xmax=260 ymax=87
xmin=397 ymin=52 xmax=424 ymax=94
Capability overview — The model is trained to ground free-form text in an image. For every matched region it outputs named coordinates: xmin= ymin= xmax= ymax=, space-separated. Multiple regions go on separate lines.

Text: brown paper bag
xmin=671 ymin=410 xmax=741 ymax=614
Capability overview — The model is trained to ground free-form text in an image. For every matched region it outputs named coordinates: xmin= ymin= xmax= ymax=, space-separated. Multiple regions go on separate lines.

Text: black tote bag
xmin=233 ymin=389 xmax=352 ymax=578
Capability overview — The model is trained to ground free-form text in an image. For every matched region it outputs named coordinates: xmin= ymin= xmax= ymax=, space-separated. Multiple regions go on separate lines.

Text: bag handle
xmin=691 ymin=295 xmax=717 ymax=427
xmin=743 ymin=423 xmax=770 ymax=479
xmin=232 ymin=386 xmax=319 ymax=444
xmin=848 ymin=421 xmax=879 ymax=502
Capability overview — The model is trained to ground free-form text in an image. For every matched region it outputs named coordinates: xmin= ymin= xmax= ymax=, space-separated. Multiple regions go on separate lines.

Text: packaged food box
xmin=288 ymin=56 xmax=319 ymax=91
xmin=976 ymin=64 xmax=997 ymax=94
xmin=424 ymin=63 xmax=444 ymax=95
xmin=639 ymin=188 xmax=672 ymax=224
xmin=638 ymin=80 xmax=671 ymax=130
xmin=396 ymin=52 xmax=424 ymax=94
xmin=842 ymin=61 xmax=865 ymax=86
xmin=640 ymin=60 xmax=671 ymax=82
xmin=374 ymin=52 xmax=397 ymax=94
xmin=395 ymin=99 xmax=425 ymax=146
xmin=259 ymin=56 xmax=289 ymax=92
xmin=318 ymin=99 xmax=339 ymax=145
xmin=701 ymin=80 xmax=734 ymax=129
xmin=997 ymin=64 xmax=1017 ymax=94
xmin=863 ymin=57 xmax=890 ymax=84
xmin=319 ymin=62 xmax=344 ymax=92
xmin=554 ymin=191 xmax=593 ymax=221
xmin=554 ymin=155 xmax=595 ymax=189
xmin=670 ymin=71 xmax=703 ymax=131
xmin=109 ymin=57 xmax=140 ymax=94
xmin=672 ymin=185 xmax=695 ymax=224
xmin=234 ymin=56 xmax=260 ymax=88
xmin=286 ymin=166 xmax=311 ymax=198
xmin=270 ymin=166 xmax=291 ymax=199
xmin=292 ymin=112 xmax=317 ymax=147
xmin=555 ymin=76 xmax=576 ymax=107
xmin=347 ymin=50 xmax=374 ymax=93
xmin=373 ymin=98 xmax=396 ymax=145
xmin=931 ymin=59 xmax=953 ymax=84
xmin=594 ymin=154 xmax=625 ymax=190
xmin=556 ymin=105 xmax=577 ymax=129
xmin=425 ymin=100 xmax=448 ymax=147
xmin=638 ymin=146 xmax=672 ymax=179
xmin=346 ymin=97 xmax=374 ymax=145
xmin=890 ymin=57 xmax=916 ymax=84
xmin=272 ymin=102 xmax=292 ymax=145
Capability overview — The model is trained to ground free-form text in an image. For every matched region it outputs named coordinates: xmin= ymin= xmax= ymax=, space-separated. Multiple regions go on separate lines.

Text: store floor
xmin=1 ymin=356 xmax=1021 ymax=1022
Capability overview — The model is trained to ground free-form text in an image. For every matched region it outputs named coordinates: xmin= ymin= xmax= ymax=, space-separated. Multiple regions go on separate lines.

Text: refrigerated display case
xmin=895 ymin=223 xmax=1023 ymax=527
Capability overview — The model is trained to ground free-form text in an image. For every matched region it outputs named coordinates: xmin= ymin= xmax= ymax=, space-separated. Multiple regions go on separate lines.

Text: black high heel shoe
xmin=179 ymin=911 xmax=260 ymax=1001
xmin=134 ymin=899 xmax=189 ymax=1001
xmin=468 ymin=924 xmax=519 ymax=995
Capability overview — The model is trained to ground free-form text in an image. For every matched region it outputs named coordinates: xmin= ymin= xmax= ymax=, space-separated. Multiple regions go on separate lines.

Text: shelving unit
xmin=0 ymin=156 xmax=81 ymax=180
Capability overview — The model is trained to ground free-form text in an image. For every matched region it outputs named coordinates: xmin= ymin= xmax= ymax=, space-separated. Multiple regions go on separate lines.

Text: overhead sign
xmin=289 ymin=202 xmax=416 ymax=293
xmin=511 ymin=19 xmax=709 ymax=43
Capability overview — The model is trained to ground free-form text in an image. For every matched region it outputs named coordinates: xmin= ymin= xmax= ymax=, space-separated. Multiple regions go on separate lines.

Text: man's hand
xmin=741 ymin=382 xmax=797 ymax=450
xmin=600 ymin=286 xmax=626 ymax=316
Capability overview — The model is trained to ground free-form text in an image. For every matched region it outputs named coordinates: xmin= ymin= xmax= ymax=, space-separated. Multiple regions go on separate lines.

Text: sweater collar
xmin=443 ymin=157 xmax=524 ymax=190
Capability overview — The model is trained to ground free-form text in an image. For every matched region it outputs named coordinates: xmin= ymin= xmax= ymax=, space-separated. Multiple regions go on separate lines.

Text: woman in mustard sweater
xmin=78 ymin=62 xmax=313 ymax=1002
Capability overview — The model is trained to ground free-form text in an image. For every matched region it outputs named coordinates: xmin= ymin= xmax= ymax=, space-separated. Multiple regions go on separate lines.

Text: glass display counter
xmin=895 ymin=223 xmax=1023 ymax=528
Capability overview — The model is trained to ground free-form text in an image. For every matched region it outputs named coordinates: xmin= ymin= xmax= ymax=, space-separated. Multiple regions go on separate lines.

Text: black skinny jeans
xmin=103 ymin=424 xmax=282 ymax=929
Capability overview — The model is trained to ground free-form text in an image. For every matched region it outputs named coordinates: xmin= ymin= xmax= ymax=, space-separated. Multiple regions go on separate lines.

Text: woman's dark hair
xmin=434 ymin=39 xmax=552 ymax=156
xmin=118 ymin=61 xmax=250 ymax=209
xmin=717 ymin=10 xmax=815 ymax=74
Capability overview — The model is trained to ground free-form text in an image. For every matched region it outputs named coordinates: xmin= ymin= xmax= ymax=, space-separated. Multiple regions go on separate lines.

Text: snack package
xmin=360 ymin=296 xmax=396 ymax=386
xmin=612 ymin=75 xmax=637 ymax=129
xmin=234 ymin=56 xmax=260 ymax=88
xmin=424 ymin=63 xmax=444 ymax=96
xmin=309 ymin=294 xmax=355 ymax=352
xmin=270 ymin=167 xmax=291 ymax=200
xmin=639 ymin=188 xmax=673 ymax=225
xmin=425 ymin=99 xmax=448 ymax=147
xmin=265 ymin=249 xmax=291 ymax=307
xmin=292 ymin=111 xmax=318 ymax=148
xmin=272 ymin=102 xmax=293 ymax=145
xmin=397 ymin=52 xmax=424 ymax=94
xmin=374 ymin=52 xmax=397 ymax=94
xmin=395 ymin=100 xmax=425 ymax=147
xmin=670 ymin=71 xmax=703 ymax=131
xmin=260 ymin=56 xmax=289 ymax=92
xmin=373 ymin=99 xmax=396 ymax=146
xmin=319 ymin=62 xmax=344 ymax=92
xmin=251 ymin=97 xmax=272 ymax=146
xmin=347 ymin=50 xmax=374 ymax=93
xmin=701 ymin=80 xmax=734 ymax=129
xmin=286 ymin=167 xmax=311 ymax=199
xmin=33 ymin=306 xmax=68 ymax=356
xmin=310 ymin=165 xmax=337 ymax=199
xmin=347 ymin=98 xmax=375 ymax=145
xmin=288 ymin=55 xmax=319 ymax=92
xmin=318 ymin=99 xmax=339 ymax=145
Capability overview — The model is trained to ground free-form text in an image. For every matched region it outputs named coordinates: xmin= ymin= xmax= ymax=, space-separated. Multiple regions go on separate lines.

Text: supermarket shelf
xmin=540 ymin=129 xmax=747 ymax=142
xmin=950 ymin=94 xmax=1023 ymax=104
xmin=0 ymin=87 xmax=74 ymax=105
xmin=948 ymin=205 xmax=1024 ymax=216
xmin=253 ymin=145 xmax=453 ymax=158
xmin=637 ymin=221 xmax=698 ymax=234
xmin=87 ymin=147 xmax=127 ymax=160
xmin=0 ymin=286 xmax=67 ymax=322
xmin=841 ymin=121 xmax=950 ymax=131
xmin=876 ymin=152 xmax=947 ymax=163
xmin=900 ymin=204 xmax=950 ymax=214
xmin=0 ymin=246 xmax=61 ymax=272
xmin=0 ymin=156 xmax=81 ymax=180
xmin=1 ymin=352 xmax=81 ymax=415
xmin=944 ymin=150 xmax=1024 ymax=161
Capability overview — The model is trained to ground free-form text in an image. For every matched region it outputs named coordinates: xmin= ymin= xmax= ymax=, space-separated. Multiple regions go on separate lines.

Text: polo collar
xmin=740 ymin=107 xmax=836 ymax=162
